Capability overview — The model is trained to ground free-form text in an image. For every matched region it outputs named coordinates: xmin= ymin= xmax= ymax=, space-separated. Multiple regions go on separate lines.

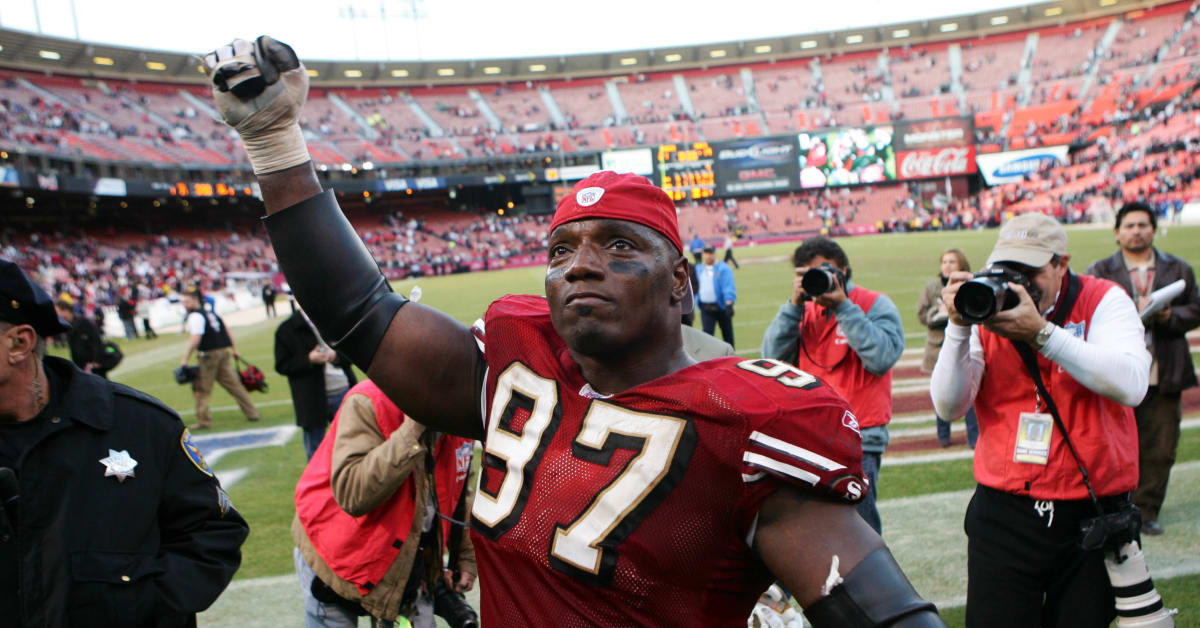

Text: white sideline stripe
xmin=884 ymin=450 xmax=977 ymax=467
xmin=749 ymin=430 xmax=846 ymax=471
xmin=892 ymin=413 xmax=938 ymax=425
xmin=742 ymin=452 xmax=820 ymax=485
xmin=883 ymin=433 xmax=1200 ymax=469
xmin=930 ymin=559 xmax=1200 ymax=608
xmin=215 ymin=468 xmax=248 ymax=489
xmin=224 ymin=574 xmax=297 ymax=591
xmin=888 ymin=418 xmax=1200 ymax=443
xmin=177 ymin=398 xmax=292 ymax=417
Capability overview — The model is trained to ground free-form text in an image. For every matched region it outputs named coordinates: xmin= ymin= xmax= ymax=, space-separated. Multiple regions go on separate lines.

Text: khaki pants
xmin=193 ymin=347 xmax=260 ymax=427
xmin=1132 ymin=386 xmax=1182 ymax=522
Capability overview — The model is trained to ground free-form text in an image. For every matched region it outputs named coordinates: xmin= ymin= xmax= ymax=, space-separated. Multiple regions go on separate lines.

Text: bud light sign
xmin=713 ymin=135 xmax=800 ymax=195
xmin=974 ymin=146 xmax=1070 ymax=186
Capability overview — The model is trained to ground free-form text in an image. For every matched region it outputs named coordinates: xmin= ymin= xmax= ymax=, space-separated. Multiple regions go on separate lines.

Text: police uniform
xmin=0 ymin=260 xmax=249 ymax=627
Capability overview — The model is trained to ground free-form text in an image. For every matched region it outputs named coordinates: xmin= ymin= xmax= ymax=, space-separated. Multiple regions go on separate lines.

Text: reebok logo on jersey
xmin=576 ymin=186 xmax=605 ymax=206
xmin=841 ymin=410 xmax=860 ymax=435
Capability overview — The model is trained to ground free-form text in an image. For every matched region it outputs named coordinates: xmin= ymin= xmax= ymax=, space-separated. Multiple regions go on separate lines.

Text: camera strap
xmin=1009 ymin=272 xmax=1106 ymax=517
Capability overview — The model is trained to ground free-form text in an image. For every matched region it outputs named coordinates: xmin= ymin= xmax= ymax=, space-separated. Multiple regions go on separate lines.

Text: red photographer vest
xmin=294 ymin=380 xmax=473 ymax=595
xmin=793 ymin=286 xmax=893 ymax=429
xmin=974 ymin=274 xmax=1138 ymax=500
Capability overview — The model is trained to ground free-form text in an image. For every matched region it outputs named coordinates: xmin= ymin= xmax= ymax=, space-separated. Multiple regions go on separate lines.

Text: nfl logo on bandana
xmin=576 ymin=186 xmax=605 ymax=207
xmin=456 ymin=442 xmax=473 ymax=481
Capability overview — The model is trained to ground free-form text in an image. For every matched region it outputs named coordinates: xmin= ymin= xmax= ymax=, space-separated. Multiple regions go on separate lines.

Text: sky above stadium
xmin=1 ymin=0 xmax=1029 ymax=61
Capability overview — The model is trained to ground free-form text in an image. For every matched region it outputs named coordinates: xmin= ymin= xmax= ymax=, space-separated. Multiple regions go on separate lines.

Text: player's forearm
xmin=257 ymin=162 xmax=322 ymax=215
xmin=181 ymin=336 xmax=202 ymax=363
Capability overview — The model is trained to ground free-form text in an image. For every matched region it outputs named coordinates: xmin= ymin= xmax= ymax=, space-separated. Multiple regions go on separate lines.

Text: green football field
xmin=69 ymin=224 xmax=1200 ymax=627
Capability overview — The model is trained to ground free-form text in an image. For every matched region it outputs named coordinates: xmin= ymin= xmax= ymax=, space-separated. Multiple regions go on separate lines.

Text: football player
xmin=203 ymin=37 xmax=944 ymax=627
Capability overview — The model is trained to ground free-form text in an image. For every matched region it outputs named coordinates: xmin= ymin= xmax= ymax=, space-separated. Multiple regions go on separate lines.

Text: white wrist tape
xmin=242 ymin=122 xmax=309 ymax=175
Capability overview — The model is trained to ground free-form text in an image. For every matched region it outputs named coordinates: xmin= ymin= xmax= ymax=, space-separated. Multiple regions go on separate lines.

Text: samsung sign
xmin=975 ymin=146 xmax=1070 ymax=186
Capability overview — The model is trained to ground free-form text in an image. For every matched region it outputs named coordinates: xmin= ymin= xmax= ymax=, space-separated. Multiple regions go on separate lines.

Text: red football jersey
xmin=469 ymin=295 xmax=866 ymax=627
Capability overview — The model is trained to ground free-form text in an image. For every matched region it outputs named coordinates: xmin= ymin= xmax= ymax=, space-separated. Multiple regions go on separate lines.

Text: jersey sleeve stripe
xmin=471 ymin=318 xmax=486 ymax=353
xmin=741 ymin=471 xmax=766 ymax=483
xmin=742 ymin=452 xmax=820 ymax=486
xmin=749 ymin=430 xmax=847 ymax=472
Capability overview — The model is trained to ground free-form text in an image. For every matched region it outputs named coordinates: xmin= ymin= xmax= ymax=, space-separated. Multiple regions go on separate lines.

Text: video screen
xmin=797 ymin=126 xmax=896 ymax=188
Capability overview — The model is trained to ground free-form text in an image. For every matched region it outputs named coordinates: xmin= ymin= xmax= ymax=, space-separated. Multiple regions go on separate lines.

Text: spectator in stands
xmin=917 ymin=249 xmax=978 ymax=448
xmin=1086 ymin=202 xmax=1200 ymax=536
xmin=932 ymin=213 xmax=1150 ymax=627
xmin=274 ymin=302 xmax=357 ymax=460
xmin=53 ymin=297 xmax=110 ymax=379
xmin=263 ymin=282 xmax=278 ymax=318
xmin=761 ymin=237 xmax=904 ymax=533
xmin=178 ymin=289 xmax=260 ymax=430
xmin=694 ymin=244 xmax=737 ymax=348
xmin=292 ymin=379 xmax=477 ymax=628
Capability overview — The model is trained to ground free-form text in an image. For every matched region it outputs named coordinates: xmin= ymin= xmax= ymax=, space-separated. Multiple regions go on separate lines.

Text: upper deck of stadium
xmin=0 ymin=0 xmax=1193 ymax=169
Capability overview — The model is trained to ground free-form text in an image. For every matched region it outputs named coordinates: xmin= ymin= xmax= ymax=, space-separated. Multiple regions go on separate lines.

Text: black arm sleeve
xmin=804 ymin=547 xmax=946 ymax=627
xmin=262 ymin=190 xmax=407 ymax=370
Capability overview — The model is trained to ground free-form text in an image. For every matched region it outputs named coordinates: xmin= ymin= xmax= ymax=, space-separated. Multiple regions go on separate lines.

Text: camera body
xmin=954 ymin=264 xmax=1043 ymax=324
xmin=1079 ymin=506 xmax=1140 ymax=552
xmin=801 ymin=263 xmax=847 ymax=296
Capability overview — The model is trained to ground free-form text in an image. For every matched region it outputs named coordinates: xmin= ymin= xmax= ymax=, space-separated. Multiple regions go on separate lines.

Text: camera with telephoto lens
xmin=801 ymin=263 xmax=846 ymax=296
xmin=953 ymin=264 xmax=1043 ymax=324
xmin=434 ymin=578 xmax=479 ymax=628
xmin=1080 ymin=505 xmax=1177 ymax=626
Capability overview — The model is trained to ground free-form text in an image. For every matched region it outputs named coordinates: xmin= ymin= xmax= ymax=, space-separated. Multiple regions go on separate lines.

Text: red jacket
xmin=295 ymin=380 xmax=474 ymax=595
xmin=975 ymin=274 xmax=1138 ymax=499
xmin=794 ymin=286 xmax=893 ymax=429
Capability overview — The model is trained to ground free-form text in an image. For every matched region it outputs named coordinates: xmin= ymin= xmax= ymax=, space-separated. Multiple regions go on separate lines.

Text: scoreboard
xmin=656 ymin=142 xmax=715 ymax=201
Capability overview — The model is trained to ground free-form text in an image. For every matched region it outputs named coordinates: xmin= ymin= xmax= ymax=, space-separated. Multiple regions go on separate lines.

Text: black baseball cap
xmin=0 ymin=259 xmax=71 ymax=335
xmin=702 ymin=244 xmax=715 ymax=253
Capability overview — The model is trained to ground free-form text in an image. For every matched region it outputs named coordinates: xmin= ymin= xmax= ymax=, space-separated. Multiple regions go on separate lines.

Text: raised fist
xmin=203 ymin=36 xmax=311 ymax=174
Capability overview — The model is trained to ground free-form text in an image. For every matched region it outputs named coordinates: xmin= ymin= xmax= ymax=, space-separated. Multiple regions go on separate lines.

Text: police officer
xmin=0 ymin=259 xmax=249 ymax=627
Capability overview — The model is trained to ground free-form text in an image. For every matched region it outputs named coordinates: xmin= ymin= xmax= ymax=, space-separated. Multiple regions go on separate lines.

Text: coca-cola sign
xmin=897 ymin=147 xmax=976 ymax=180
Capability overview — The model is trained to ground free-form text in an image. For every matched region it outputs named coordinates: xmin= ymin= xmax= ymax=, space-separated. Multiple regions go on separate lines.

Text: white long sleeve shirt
xmin=930 ymin=285 xmax=1150 ymax=421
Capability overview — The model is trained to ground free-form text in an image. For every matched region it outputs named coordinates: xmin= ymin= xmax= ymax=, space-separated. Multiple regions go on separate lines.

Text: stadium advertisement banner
xmin=601 ymin=148 xmax=654 ymax=176
xmin=896 ymin=146 xmax=977 ymax=180
xmin=797 ymin=126 xmax=896 ymax=188
xmin=0 ymin=166 xmax=20 ymax=187
xmin=381 ymin=176 xmax=446 ymax=192
xmin=892 ymin=116 xmax=974 ymax=152
xmin=975 ymin=145 xmax=1070 ymax=185
xmin=543 ymin=165 xmax=600 ymax=182
xmin=712 ymin=136 xmax=799 ymax=195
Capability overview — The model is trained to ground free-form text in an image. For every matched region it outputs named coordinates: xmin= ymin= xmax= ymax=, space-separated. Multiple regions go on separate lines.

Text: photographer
xmin=1086 ymin=202 xmax=1200 ymax=536
xmin=761 ymin=236 xmax=904 ymax=533
xmin=931 ymin=213 xmax=1151 ymax=627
